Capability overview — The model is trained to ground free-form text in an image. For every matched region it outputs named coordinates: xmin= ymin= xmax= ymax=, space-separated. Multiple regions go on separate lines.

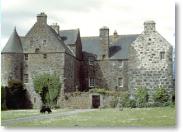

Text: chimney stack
xmin=99 ymin=26 xmax=109 ymax=59
xmin=144 ymin=20 xmax=156 ymax=34
xmin=51 ymin=23 xmax=60 ymax=34
xmin=37 ymin=12 xmax=47 ymax=25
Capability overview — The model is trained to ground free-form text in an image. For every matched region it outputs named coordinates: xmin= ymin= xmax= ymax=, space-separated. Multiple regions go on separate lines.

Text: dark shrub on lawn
xmin=6 ymin=80 xmax=32 ymax=109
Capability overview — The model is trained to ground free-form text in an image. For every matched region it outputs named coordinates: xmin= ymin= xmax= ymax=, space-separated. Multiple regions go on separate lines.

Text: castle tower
xmin=99 ymin=26 xmax=109 ymax=59
xmin=1 ymin=28 xmax=23 ymax=86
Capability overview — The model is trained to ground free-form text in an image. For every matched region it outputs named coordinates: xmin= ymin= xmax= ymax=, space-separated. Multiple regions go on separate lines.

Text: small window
xmin=118 ymin=78 xmax=123 ymax=87
xmin=24 ymin=74 xmax=28 ymax=83
xmin=43 ymin=40 xmax=46 ymax=45
xmin=88 ymin=56 xmax=94 ymax=65
xmin=102 ymin=54 xmax=105 ymax=60
xmin=24 ymin=54 xmax=28 ymax=60
xmin=43 ymin=54 xmax=47 ymax=59
xmin=160 ymin=51 xmax=165 ymax=60
xmin=35 ymin=48 xmax=40 ymax=53
xmin=119 ymin=61 xmax=124 ymax=68
xmin=89 ymin=77 xmax=95 ymax=87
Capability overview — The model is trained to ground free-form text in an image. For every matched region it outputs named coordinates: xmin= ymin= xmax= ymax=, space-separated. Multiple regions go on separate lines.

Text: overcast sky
xmin=1 ymin=0 xmax=175 ymax=50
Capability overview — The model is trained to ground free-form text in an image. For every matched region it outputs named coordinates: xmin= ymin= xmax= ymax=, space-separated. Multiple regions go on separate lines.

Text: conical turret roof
xmin=2 ymin=27 xmax=23 ymax=53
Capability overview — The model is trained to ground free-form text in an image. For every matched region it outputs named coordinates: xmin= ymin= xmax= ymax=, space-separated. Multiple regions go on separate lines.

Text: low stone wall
xmin=60 ymin=92 xmax=91 ymax=109
xmin=59 ymin=92 xmax=119 ymax=109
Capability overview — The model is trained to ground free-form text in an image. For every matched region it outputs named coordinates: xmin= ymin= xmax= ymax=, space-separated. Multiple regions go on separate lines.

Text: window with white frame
xmin=118 ymin=78 xmax=123 ymax=87
xmin=88 ymin=56 xmax=94 ymax=65
xmin=89 ymin=77 xmax=95 ymax=87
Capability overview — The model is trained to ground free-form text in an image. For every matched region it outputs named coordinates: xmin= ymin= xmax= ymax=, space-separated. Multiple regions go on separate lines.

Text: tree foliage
xmin=33 ymin=73 xmax=61 ymax=106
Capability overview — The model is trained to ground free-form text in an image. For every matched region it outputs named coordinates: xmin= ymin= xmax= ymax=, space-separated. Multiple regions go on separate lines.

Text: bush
xmin=153 ymin=86 xmax=169 ymax=106
xmin=127 ymin=98 xmax=136 ymax=108
xmin=5 ymin=80 xmax=32 ymax=109
xmin=118 ymin=92 xmax=129 ymax=107
xmin=135 ymin=87 xmax=149 ymax=107
xmin=109 ymin=96 xmax=118 ymax=108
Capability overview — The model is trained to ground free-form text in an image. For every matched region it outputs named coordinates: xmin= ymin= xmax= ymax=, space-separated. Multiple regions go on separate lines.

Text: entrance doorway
xmin=92 ymin=95 xmax=100 ymax=108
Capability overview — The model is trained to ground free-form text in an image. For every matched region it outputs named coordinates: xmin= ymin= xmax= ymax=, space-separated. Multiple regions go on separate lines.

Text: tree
xmin=33 ymin=73 xmax=61 ymax=107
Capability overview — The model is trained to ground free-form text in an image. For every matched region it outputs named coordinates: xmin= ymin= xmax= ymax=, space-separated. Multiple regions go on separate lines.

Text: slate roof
xmin=81 ymin=34 xmax=139 ymax=60
xmin=2 ymin=28 xmax=23 ymax=53
xmin=59 ymin=29 xmax=79 ymax=45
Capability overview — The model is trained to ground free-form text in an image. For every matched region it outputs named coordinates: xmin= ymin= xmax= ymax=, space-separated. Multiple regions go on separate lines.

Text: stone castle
xmin=1 ymin=12 xmax=173 ymax=108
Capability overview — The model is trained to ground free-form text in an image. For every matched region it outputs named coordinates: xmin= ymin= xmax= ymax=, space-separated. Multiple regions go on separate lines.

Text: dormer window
xmin=35 ymin=48 xmax=40 ymax=53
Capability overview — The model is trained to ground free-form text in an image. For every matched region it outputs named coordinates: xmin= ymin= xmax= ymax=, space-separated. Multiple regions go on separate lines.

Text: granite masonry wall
xmin=128 ymin=21 xmax=173 ymax=101
xmin=1 ymin=53 xmax=23 ymax=86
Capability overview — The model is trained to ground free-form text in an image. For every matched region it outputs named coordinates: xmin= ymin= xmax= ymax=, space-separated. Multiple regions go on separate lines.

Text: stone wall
xmin=60 ymin=92 xmax=91 ymax=109
xmin=1 ymin=53 xmax=23 ymax=86
xmin=128 ymin=22 xmax=173 ymax=100
xmin=24 ymin=52 xmax=65 ymax=108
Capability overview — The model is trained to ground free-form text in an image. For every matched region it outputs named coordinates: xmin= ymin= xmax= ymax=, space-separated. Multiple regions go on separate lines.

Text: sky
xmin=1 ymin=0 xmax=175 ymax=50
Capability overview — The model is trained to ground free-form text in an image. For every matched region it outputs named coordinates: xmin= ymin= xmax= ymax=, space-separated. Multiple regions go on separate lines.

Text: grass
xmin=1 ymin=107 xmax=176 ymax=127
xmin=1 ymin=109 xmax=69 ymax=120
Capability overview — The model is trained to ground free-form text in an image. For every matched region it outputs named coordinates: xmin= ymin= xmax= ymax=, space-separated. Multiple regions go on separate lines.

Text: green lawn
xmin=1 ymin=107 xmax=176 ymax=127
xmin=1 ymin=109 xmax=68 ymax=120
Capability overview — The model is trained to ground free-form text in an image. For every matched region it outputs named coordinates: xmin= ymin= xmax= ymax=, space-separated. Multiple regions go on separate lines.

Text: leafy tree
xmin=33 ymin=73 xmax=61 ymax=107
xmin=135 ymin=87 xmax=149 ymax=107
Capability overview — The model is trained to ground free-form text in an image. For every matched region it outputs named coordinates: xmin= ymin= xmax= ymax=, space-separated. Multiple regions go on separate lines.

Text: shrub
xmin=127 ymin=98 xmax=136 ymax=108
xmin=33 ymin=73 xmax=61 ymax=107
xmin=109 ymin=96 xmax=118 ymax=108
xmin=135 ymin=87 xmax=149 ymax=107
xmin=153 ymin=86 xmax=169 ymax=106
xmin=5 ymin=80 xmax=32 ymax=109
xmin=118 ymin=92 xmax=129 ymax=107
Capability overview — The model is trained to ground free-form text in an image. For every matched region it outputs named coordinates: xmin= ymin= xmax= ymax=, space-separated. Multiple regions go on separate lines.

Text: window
xmin=118 ymin=78 xmax=123 ymax=87
xmin=88 ymin=56 xmax=94 ymax=65
xmin=89 ymin=77 xmax=95 ymax=87
xmin=119 ymin=61 xmax=124 ymax=68
xmin=35 ymin=48 xmax=40 ymax=53
xmin=43 ymin=54 xmax=47 ymax=59
xmin=24 ymin=54 xmax=28 ymax=60
xmin=160 ymin=51 xmax=165 ymax=60
xmin=42 ymin=40 xmax=46 ymax=45
xmin=24 ymin=74 xmax=28 ymax=83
